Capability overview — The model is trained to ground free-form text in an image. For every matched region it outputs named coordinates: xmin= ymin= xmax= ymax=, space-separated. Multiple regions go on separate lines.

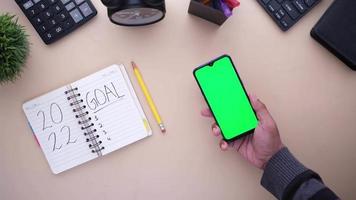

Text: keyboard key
xmin=257 ymin=0 xmax=321 ymax=31
xmin=293 ymin=0 xmax=307 ymax=13
xmin=282 ymin=1 xmax=300 ymax=19
xmin=61 ymin=0 xmax=70 ymax=5
xmin=70 ymin=9 xmax=83 ymax=23
xmin=53 ymin=4 xmax=62 ymax=13
xmin=304 ymin=0 xmax=316 ymax=7
xmin=267 ymin=0 xmax=280 ymax=13
xmin=277 ymin=9 xmax=286 ymax=17
xmin=79 ymin=3 xmax=93 ymax=17
xmin=274 ymin=12 xmax=283 ymax=20
xmin=55 ymin=11 xmax=69 ymax=22
xmin=280 ymin=15 xmax=293 ymax=28
xmin=75 ymin=0 xmax=85 ymax=5
xmin=23 ymin=0 xmax=34 ymax=9
xmin=65 ymin=2 xmax=75 ymax=11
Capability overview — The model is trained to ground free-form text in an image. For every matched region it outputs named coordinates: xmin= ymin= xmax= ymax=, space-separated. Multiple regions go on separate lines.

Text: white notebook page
xmin=72 ymin=65 xmax=152 ymax=156
xmin=23 ymin=64 xmax=151 ymax=174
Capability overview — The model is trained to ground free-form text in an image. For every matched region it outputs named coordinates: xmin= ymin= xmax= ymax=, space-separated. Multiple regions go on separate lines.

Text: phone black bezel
xmin=193 ymin=54 xmax=258 ymax=143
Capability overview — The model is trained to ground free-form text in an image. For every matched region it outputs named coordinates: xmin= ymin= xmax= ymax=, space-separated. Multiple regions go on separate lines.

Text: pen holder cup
xmin=188 ymin=0 xmax=228 ymax=25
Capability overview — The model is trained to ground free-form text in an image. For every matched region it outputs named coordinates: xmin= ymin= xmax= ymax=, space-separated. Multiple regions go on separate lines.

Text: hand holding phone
xmin=194 ymin=55 xmax=284 ymax=168
xmin=201 ymin=95 xmax=284 ymax=169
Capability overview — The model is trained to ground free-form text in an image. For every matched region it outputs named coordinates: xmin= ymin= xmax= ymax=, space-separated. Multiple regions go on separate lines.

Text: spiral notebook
xmin=23 ymin=64 xmax=152 ymax=174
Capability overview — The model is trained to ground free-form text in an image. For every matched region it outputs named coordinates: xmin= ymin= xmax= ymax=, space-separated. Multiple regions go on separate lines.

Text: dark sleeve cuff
xmin=260 ymin=147 xmax=321 ymax=200
xmin=310 ymin=187 xmax=339 ymax=200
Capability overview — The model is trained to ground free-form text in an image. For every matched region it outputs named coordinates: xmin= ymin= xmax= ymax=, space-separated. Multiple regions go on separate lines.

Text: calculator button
xmin=27 ymin=6 xmax=40 ymax=17
xmin=33 ymin=0 xmax=41 ymax=4
xmin=267 ymin=0 xmax=280 ymax=13
xmin=292 ymin=0 xmax=307 ymax=13
xmin=23 ymin=0 xmax=34 ymax=9
xmin=60 ymin=0 xmax=70 ymax=5
xmin=262 ymin=0 xmax=270 ymax=4
xmin=280 ymin=15 xmax=293 ymax=28
xmin=74 ymin=0 xmax=85 ymax=5
xmin=55 ymin=11 xmax=69 ymax=22
xmin=62 ymin=19 xmax=74 ymax=29
xmin=42 ymin=9 xmax=54 ymax=19
xmin=52 ymin=25 xmax=64 ymax=35
xmin=44 ymin=32 xmax=54 ymax=41
xmin=39 ymin=24 xmax=48 ymax=32
xmin=282 ymin=1 xmax=300 ymax=19
xmin=46 ymin=18 xmax=57 ymax=28
xmin=79 ymin=3 xmax=93 ymax=17
xmin=70 ymin=9 xmax=83 ymax=23
xmin=304 ymin=0 xmax=315 ymax=7
xmin=38 ymin=2 xmax=48 ymax=11
xmin=53 ymin=4 xmax=62 ymax=13
xmin=48 ymin=0 xmax=57 ymax=4
xmin=33 ymin=16 xmax=43 ymax=24
xmin=65 ymin=2 xmax=75 ymax=11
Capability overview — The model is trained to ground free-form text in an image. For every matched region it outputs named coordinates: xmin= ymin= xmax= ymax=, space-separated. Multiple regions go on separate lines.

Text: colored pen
xmin=213 ymin=0 xmax=232 ymax=17
xmin=131 ymin=61 xmax=166 ymax=133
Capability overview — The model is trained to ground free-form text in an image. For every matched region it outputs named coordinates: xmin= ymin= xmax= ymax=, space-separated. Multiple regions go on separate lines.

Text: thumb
xmin=249 ymin=95 xmax=273 ymax=124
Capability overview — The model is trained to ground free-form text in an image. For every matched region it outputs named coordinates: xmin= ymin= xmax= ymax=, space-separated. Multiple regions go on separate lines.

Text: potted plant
xmin=0 ymin=13 xmax=29 ymax=84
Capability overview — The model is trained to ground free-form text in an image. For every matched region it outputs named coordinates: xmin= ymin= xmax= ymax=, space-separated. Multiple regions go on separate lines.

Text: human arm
xmin=201 ymin=95 xmax=339 ymax=200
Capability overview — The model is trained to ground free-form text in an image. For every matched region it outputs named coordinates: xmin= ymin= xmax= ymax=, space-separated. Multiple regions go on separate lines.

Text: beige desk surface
xmin=1 ymin=0 xmax=356 ymax=199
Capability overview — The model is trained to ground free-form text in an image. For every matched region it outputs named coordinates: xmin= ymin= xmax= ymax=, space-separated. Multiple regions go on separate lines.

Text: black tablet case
xmin=311 ymin=0 xmax=356 ymax=70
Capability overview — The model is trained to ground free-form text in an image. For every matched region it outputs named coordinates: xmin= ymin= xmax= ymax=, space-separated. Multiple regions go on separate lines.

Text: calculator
xmin=257 ymin=0 xmax=321 ymax=31
xmin=15 ymin=0 xmax=97 ymax=44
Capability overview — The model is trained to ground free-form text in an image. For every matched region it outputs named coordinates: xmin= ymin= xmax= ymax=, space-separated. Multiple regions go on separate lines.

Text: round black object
xmin=101 ymin=0 xmax=166 ymax=26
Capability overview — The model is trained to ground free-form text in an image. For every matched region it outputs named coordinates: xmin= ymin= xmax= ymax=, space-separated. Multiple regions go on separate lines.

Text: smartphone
xmin=193 ymin=55 xmax=258 ymax=142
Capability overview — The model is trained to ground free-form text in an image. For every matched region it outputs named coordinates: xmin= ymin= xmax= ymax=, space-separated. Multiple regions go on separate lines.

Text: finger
xmin=249 ymin=94 xmax=264 ymax=113
xmin=201 ymin=108 xmax=213 ymax=117
xmin=232 ymin=138 xmax=243 ymax=151
xmin=249 ymin=97 xmax=274 ymax=124
xmin=248 ymin=93 xmax=257 ymax=106
xmin=211 ymin=123 xmax=221 ymax=137
xmin=219 ymin=139 xmax=229 ymax=151
xmin=228 ymin=140 xmax=235 ymax=148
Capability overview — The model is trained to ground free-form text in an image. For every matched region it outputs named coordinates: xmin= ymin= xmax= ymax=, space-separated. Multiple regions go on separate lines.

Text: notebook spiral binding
xmin=64 ymin=85 xmax=104 ymax=156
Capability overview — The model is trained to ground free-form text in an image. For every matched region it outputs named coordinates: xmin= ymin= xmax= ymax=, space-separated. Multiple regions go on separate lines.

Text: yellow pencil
xmin=131 ymin=61 xmax=166 ymax=133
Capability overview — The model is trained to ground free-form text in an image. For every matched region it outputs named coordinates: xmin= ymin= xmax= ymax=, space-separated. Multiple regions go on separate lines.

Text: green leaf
xmin=0 ymin=13 xmax=29 ymax=84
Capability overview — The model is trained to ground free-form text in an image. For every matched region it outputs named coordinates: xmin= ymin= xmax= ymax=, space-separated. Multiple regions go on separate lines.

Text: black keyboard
xmin=257 ymin=0 xmax=321 ymax=31
xmin=15 ymin=0 xmax=97 ymax=44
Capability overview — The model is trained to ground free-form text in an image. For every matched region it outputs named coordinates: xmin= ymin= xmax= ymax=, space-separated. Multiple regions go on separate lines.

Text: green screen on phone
xmin=194 ymin=56 xmax=258 ymax=141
